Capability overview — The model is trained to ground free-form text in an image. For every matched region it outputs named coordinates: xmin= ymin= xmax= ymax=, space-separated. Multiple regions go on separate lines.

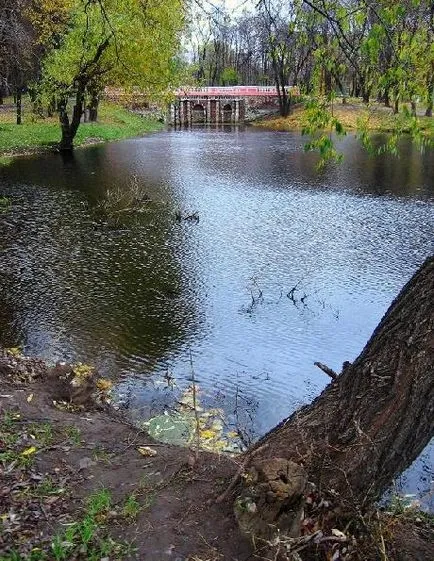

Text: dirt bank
xmin=0 ymin=352 xmax=250 ymax=561
xmin=253 ymin=101 xmax=434 ymax=134
xmin=0 ymin=351 xmax=433 ymax=561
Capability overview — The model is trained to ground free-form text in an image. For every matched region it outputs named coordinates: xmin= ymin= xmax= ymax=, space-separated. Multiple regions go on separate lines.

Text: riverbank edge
xmin=0 ymin=103 xmax=164 ymax=162
xmin=0 ymin=351 xmax=249 ymax=560
xmin=252 ymin=102 xmax=434 ymax=135
xmin=0 ymin=350 xmax=433 ymax=561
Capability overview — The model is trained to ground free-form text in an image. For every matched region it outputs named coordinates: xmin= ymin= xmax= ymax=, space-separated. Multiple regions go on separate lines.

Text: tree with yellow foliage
xmin=38 ymin=0 xmax=185 ymax=150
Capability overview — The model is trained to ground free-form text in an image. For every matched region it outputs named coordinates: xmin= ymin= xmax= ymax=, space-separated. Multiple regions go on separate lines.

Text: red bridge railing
xmin=175 ymin=85 xmax=300 ymax=97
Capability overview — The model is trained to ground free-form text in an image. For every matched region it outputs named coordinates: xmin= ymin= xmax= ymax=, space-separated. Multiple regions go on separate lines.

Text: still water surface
xmin=1 ymin=128 xmax=433 ymax=501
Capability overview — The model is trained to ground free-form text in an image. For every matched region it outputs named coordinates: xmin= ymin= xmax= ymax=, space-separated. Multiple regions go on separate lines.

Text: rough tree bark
xmin=87 ymin=85 xmax=100 ymax=123
xmin=16 ymin=88 xmax=22 ymax=125
xmin=58 ymin=87 xmax=85 ymax=152
xmin=271 ymin=52 xmax=291 ymax=117
xmin=239 ymin=256 xmax=434 ymax=535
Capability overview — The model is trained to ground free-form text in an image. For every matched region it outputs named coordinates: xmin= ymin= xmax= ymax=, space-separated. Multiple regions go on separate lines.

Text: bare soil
xmin=0 ymin=355 xmax=251 ymax=561
xmin=0 ymin=352 xmax=433 ymax=561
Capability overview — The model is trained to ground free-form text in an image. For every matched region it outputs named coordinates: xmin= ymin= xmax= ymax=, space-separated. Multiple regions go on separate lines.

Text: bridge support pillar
xmin=169 ymin=96 xmax=246 ymax=126
xmin=179 ymin=100 xmax=185 ymax=126
xmin=234 ymin=99 xmax=240 ymax=122
xmin=187 ymin=101 xmax=192 ymax=126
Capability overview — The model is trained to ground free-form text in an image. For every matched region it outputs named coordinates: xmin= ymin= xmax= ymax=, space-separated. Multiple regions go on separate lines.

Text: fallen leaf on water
xmin=21 ymin=446 xmax=37 ymax=457
xmin=137 ymin=446 xmax=157 ymax=457
xmin=27 ymin=393 xmax=34 ymax=403
xmin=96 ymin=378 xmax=113 ymax=391
xmin=5 ymin=347 xmax=22 ymax=357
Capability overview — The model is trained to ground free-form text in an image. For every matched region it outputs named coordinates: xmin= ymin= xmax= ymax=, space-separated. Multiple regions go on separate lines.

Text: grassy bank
xmin=254 ymin=100 xmax=434 ymax=135
xmin=0 ymin=100 xmax=163 ymax=157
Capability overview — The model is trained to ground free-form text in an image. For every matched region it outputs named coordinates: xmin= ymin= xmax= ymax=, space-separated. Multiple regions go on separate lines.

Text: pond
xmin=0 ymin=127 xmax=433 ymax=506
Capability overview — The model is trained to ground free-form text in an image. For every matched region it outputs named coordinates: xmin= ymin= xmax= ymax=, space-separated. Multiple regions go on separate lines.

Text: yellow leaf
xmin=199 ymin=429 xmax=216 ymax=440
xmin=227 ymin=431 xmax=239 ymax=438
xmin=6 ymin=347 xmax=22 ymax=357
xmin=21 ymin=446 xmax=37 ymax=457
xmin=27 ymin=393 xmax=34 ymax=403
xmin=96 ymin=378 xmax=113 ymax=391
xmin=137 ymin=446 xmax=157 ymax=457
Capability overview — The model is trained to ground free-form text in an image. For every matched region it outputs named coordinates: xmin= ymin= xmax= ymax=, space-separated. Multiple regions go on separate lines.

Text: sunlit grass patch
xmin=0 ymin=101 xmax=163 ymax=156
xmin=255 ymin=101 xmax=434 ymax=136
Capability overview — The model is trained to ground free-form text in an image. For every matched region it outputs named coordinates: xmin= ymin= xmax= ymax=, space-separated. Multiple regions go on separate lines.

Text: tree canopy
xmin=1 ymin=0 xmax=185 ymax=147
xmin=187 ymin=0 xmax=433 ymax=117
xmin=1 ymin=0 xmax=433 ymax=148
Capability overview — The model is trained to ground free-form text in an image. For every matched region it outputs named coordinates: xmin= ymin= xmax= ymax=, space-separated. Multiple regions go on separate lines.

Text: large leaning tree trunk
xmin=237 ymin=256 xmax=434 ymax=536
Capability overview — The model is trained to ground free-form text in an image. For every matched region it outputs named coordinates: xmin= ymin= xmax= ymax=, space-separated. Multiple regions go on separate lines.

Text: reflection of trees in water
xmin=0 ymin=150 xmax=201 ymax=373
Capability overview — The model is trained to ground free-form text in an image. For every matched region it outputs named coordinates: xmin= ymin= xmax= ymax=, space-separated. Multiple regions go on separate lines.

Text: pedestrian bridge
xmin=174 ymin=86 xmax=298 ymax=97
xmin=169 ymin=85 xmax=300 ymax=126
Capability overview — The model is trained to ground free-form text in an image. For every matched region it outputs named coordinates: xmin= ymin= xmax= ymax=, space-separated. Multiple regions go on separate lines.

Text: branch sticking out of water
xmin=96 ymin=175 xmax=150 ymax=218
xmin=175 ymin=211 xmax=199 ymax=222
xmin=314 ymin=361 xmax=338 ymax=381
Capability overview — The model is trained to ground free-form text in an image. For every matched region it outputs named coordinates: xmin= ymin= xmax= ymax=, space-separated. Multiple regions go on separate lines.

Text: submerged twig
xmin=189 ymin=349 xmax=201 ymax=462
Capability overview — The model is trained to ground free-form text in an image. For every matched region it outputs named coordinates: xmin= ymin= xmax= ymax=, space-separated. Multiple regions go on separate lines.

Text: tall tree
xmin=40 ymin=0 xmax=184 ymax=150
xmin=234 ymin=256 xmax=434 ymax=549
xmin=0 ymin=0 xmax=38 ymax=124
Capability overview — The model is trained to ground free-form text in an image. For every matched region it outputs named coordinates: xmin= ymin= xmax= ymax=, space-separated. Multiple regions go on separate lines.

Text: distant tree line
xmin=0 ymin=0 xmax=432 ymax=146
xmin=188 ymin=0 xmax=434 ymax=117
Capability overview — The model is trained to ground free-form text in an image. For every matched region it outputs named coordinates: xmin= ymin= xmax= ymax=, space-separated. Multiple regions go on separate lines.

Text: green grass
xmin=63 ymin=425 xmax=82 ymax=445
xmin=0 ymin=408 xmax=136 ymax=561
xmin=0 ymin=100 xmax=163 ymax=155
xmin=50 ymin=488 xmax=130 ymax=561
xmin=0 ymin=413 xmax=53 ymax=469
xmin=122 ymin=493 xmax=141 ymax=519
xmin=0 ymin=489 xmax=132 ymax=561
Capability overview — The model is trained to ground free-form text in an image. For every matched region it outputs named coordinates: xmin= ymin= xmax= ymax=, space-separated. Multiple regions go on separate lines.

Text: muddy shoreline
xmin=0 ymin=350 xmax=248 ymax=560
xmin=1 ymin=351 xmax=433 ymax=560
